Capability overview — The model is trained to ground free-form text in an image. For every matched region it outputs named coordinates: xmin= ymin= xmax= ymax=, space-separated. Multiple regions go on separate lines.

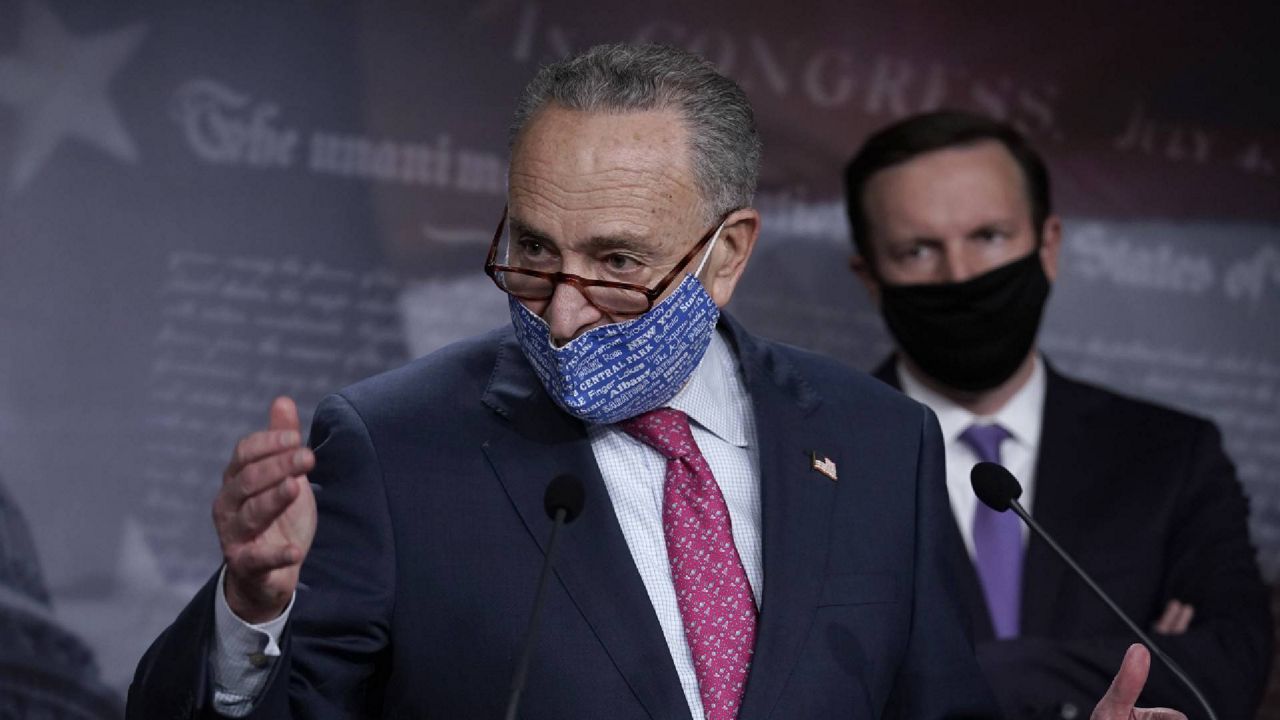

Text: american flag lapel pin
xmin=810 ymin=451 xmax=838 ymax=482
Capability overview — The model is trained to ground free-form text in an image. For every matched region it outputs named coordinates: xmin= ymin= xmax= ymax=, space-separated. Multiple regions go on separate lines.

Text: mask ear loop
xmin=692 ymin=216 xmax=729 ymax=279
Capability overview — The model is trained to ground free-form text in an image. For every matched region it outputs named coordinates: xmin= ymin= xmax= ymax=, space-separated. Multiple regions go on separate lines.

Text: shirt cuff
xmin=209 ymin=566 xmax=296 ymax=716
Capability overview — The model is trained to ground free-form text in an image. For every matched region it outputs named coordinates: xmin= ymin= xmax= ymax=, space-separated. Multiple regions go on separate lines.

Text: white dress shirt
xmin=589 ymin=329 xmax=761 ymax=719
xmin=897 ymin=356 xmax=1046 ymax=558
xmin=210 ymin=328 xmax=761 ymax=720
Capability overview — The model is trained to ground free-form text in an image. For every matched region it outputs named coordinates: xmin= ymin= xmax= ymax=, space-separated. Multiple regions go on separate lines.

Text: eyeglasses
xmin=484 ymin=206 xmax=734 ymax=315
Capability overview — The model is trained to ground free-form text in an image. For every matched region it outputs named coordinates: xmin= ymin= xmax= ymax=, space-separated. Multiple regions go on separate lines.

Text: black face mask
xmin=878 ymin=251 xmax=1051 ymax=393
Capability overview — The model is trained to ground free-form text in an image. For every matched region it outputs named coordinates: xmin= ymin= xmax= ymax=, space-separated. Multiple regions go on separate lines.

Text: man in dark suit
xmin=843 ymin=110 xmax=1271 ymax=719
xmin=129 ymin=46 xmax=1176 ymax=719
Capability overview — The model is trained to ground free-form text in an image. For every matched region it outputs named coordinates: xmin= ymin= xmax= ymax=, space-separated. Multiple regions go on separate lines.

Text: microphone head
xmin=544 ymin=474 xmax=585 ymax=524
xmin=970 ymin=462 xmax=1023 ymax=512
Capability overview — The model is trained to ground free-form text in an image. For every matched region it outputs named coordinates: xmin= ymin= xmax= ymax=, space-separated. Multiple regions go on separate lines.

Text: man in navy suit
xmin=130 ymin=46 xmax=1179 ymax=719
xmin=843 ymin=110 xmax=1271 ymax=719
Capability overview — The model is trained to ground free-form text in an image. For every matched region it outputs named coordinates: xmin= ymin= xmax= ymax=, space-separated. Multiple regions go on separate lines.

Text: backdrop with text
xmin=0 ymin=1 xmax=1276 ymax=713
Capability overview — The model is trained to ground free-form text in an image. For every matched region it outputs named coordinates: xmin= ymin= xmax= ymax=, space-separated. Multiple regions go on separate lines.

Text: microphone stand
xmin=503 ymin=506 xmax=569 ymax=720
xmin=1007 ymin=498 xmax=1218 ymax=720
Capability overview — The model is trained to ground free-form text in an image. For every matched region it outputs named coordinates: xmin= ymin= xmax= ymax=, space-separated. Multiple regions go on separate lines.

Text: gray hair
xmin=510 ymin=43 xmax=762 ymax=220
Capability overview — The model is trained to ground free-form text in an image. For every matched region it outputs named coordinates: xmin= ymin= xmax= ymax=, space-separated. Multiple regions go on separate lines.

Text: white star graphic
xmin=0 ymin=0 xmax=147 ymax=191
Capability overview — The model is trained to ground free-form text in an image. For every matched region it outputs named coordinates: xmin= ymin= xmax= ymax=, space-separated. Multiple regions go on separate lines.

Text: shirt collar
xmin=898 ymin=355 xmax=1046 ymax=451
xmin=666 ymin=328 xmax=751 ymax=448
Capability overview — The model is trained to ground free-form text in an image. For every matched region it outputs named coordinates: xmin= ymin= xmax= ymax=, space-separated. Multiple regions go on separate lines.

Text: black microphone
xmin=503 ymin=474 xmax=585 ymax=720
xmin=970 ymin=462 xmax=1218 ymax=720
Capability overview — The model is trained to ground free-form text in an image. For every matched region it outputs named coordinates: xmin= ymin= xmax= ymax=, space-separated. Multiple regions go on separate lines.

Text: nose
xmin=940 ymin=247 xmax=973 ymax=283
xmin=545 ymin=281 xmax=605 ymax=346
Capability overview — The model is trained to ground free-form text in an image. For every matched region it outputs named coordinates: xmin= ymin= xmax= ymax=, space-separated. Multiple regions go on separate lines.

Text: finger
xmin=1153 ymin=601 xmax=1180 ymax=634
xmin=269 ymin=396 xmax=300 ymax=432
xmin=1131 ymin=710 xmax=1185 ymax=720
xmin=1172 ymin=604 xmax=1194 ymax=634
xmin=228 ymin=539 xmax=303 ymax=576
xmin=1092 ymin=644 xmax=1149 ymax=719
xmin=226 ymin=429 xmax=302 ymax=476
xmin=229 ymin=475 xmax=303 ymax=542
xmin=225 ymin=447 xmax=313 ymax=506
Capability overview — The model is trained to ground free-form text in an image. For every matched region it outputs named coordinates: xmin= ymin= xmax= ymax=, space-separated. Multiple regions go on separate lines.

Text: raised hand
xmin=1091 ymin=644 xmax=1187 ymax=720
xmin=212 ymin=396 xmax=317 ymax=623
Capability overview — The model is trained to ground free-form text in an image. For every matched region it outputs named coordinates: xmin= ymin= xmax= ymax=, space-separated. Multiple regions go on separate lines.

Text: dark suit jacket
xmin=128 ymin=317 xmax=999 ymax=719
xmin=874 ymin=358 xmax=1272 ymax=720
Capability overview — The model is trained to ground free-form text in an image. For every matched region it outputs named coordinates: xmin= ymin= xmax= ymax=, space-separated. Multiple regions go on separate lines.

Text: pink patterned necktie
xmin=619 ymin=408 xmax=757 ymax=720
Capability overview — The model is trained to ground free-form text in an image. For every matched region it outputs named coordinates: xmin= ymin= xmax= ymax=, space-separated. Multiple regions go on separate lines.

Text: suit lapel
xmin=872 ymin=357 xmax=995 ymax=642
xmin=1020 ymin=366 xmax=1105 ymax=636
xmin=874 ymin=357 xmax=1116 ymax=642
xmin=481 ymin=335 xmax=691 ymax=720
xmin=479 ymin=318 xmax=848 ymax=719
xmin=726 ymin=320 xmax=837 ymax=720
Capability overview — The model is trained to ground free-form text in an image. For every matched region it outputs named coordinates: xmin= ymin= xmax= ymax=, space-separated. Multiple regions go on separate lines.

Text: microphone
xmin=970 ymin=462 xmax=1218 ymax=720
xmin=503 ymin=474 xmax=586 ymax=720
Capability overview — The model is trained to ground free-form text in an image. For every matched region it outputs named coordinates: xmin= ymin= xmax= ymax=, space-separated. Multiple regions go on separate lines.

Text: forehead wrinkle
xmin=510 ymin=108 xmax=701 ymax=204
xmin=509 ymin=187 xmax=683 ymax=237
xmin=508 ymin=172 xmax=700 ymax=246
xmin=506 ymin=107 xmax=708 ymax=262
xmin=510 ymin=161 xmax=697 ymax=209
xmin=867 ymin=147 xmax=1029 ymax=245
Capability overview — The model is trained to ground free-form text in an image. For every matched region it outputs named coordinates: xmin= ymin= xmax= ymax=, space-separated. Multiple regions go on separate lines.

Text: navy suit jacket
xmin=874 ymin=358 xmax=1272 ymax=719
xmin=129 ymin=317 xmax=999 ymax=719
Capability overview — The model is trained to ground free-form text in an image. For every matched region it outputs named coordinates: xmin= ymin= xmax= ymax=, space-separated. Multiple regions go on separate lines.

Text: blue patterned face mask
xmin=509 ymin=224 xmax=724 ymax=425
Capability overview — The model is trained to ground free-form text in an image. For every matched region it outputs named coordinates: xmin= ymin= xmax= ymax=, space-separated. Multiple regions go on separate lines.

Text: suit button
xmin=1058 ymin=701 xmax=1080 ymax=719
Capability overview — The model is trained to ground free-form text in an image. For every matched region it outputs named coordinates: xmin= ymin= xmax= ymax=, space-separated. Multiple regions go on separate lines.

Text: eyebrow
xmin=508 ymin=218 xmax=554 ymax=247
xmin=965 ymin=220 xmax=1016 ymax=237
xmin=887 ymin=216 xmax=1016 ymax=245
xmin=884 ymin=233 xmax=941 ymax=249
xmin=509 ymin=217 xmax=654 ymax=254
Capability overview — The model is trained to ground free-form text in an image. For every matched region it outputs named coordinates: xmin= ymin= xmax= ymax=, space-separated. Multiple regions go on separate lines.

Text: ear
xmin=849 ymin=252 xmax=882 ymax=306
xmin=1039 ymin=215 xmax=1062 ymax=282
xmin=703 ymin=208 xmax=760 ymax=307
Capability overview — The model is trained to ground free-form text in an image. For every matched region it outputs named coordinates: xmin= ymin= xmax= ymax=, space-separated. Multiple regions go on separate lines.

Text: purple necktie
xmin=620 ymin=408 xmax=756 ymax=720
xmin=960 ymin=423 xmax=1022 ymax=639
